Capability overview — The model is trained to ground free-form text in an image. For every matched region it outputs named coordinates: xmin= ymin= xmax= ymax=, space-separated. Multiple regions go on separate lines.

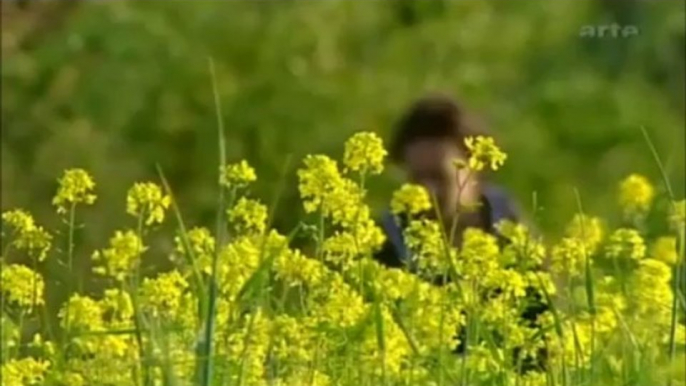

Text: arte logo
xmin=579 ymin=23 xmax=640 ymax=38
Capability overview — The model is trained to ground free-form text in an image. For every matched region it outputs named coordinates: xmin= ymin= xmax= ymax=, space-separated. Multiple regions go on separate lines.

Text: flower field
xmin=1 ymin=130 xmax=684 ymax=386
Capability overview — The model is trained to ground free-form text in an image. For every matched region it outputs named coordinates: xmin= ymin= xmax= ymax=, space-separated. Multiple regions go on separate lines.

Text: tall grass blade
xmin=156 ymin=164 xmax=206 ymax=306
xmin=639 ymin=125 xmax=683 ymax=386
xmin=373 ymin=296 xmax=387 ymax=385
xmin=198 ymin=56 xmax=228 ymax=386
xmin=573 ymin=188 xmax=597 ymax=382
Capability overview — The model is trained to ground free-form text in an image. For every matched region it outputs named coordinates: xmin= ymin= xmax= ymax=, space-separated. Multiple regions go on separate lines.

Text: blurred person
xmin=374 ymin=93 xmax=548 ymax=371
xmin=376 ymin=93 xmax=524 ymax=266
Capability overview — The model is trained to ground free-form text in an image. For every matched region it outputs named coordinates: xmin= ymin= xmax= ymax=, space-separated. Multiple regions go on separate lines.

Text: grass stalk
xmin=198 ymin=57 xmax=229 ymax=386
xmin=639 ymin=126 xmax=684 ymax=386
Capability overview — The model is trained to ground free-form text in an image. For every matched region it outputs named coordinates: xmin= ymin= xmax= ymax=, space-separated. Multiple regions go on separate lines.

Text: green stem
xmin=639 ymin=125 xmax=683 ymax=385
xmin=667 ymin=228 xmax=684 ymax=386
xmin=131 ymin=213 xmax=149 ymax=386
xmin=61 ymin=202 xmax=77 ymax=356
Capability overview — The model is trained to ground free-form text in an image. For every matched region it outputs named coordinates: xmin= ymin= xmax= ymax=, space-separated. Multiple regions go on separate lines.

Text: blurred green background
xmin=2 ymin=1 xmax=685 ymax=288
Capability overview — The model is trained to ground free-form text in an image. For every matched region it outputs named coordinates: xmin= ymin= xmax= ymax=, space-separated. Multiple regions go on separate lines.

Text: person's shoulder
xmin=372 ymin=209 xmax=407 ymax=269
xmin=482 ymin=182 xmax=539 ymax=235
xmin=482 ymin=183 xmax=521 ymax=222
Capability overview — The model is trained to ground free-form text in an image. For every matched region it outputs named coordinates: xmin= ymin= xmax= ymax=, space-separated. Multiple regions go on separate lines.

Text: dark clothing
xmin=373 ymin=183 xmax=548 ymax=372
xmin=375 ymin=183 xmax=520 ymax=269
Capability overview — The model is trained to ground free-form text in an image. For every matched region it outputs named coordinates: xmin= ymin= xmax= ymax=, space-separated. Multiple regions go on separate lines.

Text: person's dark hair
xmin=389 ymin=93 xmax=488 ymax=164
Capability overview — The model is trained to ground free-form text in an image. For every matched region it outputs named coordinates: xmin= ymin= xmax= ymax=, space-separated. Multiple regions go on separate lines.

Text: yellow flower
xmin=274 ymin=248 xmax=327 ymax=288
xmin=371 ymin=263 xmax=418 ymax=301
xmin=2 ymin=209 xmax=52 ymax=261
xmin=271 ymin=315 xmax=317 ymax=363
xmin=618 ymin=173 xmax=654 ymax=215
xmin=489 ymin=269 xmax=527 ymax=299
xmin=139 ymin=270 xmax=189 ymax=320
xmin=359 ymin=305 xmax=412 ymax=377
xmin=101 ymin=288 xmax=134 ymax=325
xmin=565 ymin=214 xmax=604 ymax=253
xmin=464 ymin=135 xmax=507 ymax=171
xmin=297 ymin=155 xmax=368 ymax=226
xmin=219 ymin=160 xmax=257 ymax=188
xmin=29 ymin=333 xmax=56 ymax=358
xmin=211 ymin=235 xmax=263 ymax=297
xmin=404 ymin=218 xmax=449 ymax=273
xmin=651 ymin=236 xmax=678 ymax=265
xmin=669 ymin=199 xmax=685 ymax=233
xmin=496 ymin=219 xmax=546 ymax=268
xmin=321 ymin=231 xmax=360 ymax=269
xmin=223 ymin=309 xmax=271 ymax=386
xmin=343 ymin=131 xmax=387 ymax=175
xmin=56 ymin=372 xmax=85 ymax=386
xmin=550 ymin=237 xmax=587 ymax=277
xmin=126 ymin=182 xmax=171 ymax=226
xmin=605 ymin=228 xmax=646 ymax=260
xmin=278 ymin=370 xmax=331 ymax=386
xmin=2 ymin=209 xmax=35 ymax=233
xmin=298 ymin=155 xmax=339 ymax=210
xmin=311 ymin=274 xmax=368 ymax=328
xmin=630 ymin=258 xmax=673 ymax=323
xmin=1 ymin=357 xmax=50 ymax=386
xmin=297 ymin=155 xmax=345 ymax=212
xmin=227 ymin=197 xmax=268 ymax=234
xmin=459 ymin=227 xmax=501 ymax=280
xmin=0 ymin=264 xmax=45 ymax=310
xmin=92 ymin=230 xmax=147 ymax=281
xmin=59 ymin=294 xmax=104 ymax=331
xmin=390 ymin=183 xmax=432 ymax=216
xmin=52 ymin=168 xmax=97 ymax=214
xmin=321 ymin=219 xmax=385 ymax=270
xmin=175 ymin=226 xmax=215 ymax=256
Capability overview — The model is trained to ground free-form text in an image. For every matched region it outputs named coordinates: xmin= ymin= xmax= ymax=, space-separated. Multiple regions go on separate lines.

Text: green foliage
xmin=2 ymin=0 xmax=684 ymax=264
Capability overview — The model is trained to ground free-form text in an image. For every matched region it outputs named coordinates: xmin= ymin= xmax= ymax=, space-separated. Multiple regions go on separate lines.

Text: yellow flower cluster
xmin=496 ymin=220 xmax=546 ymax=268
xmin=650 ymin=236 xmax=678 ymax=265
xmin=464 ymin=135 xmax=508 ymax=171
xmin=551 ymin=237 xmax=587 ymax=277
xmin=56 ymin=291 xmax=140 ymax=383
xmin=670 ymin=199 xmax=685 ymax=233
xmin=92 ymin=230 xmax=147 ymax=281
xmin=1 ymin=264 xmax=45 ymax=310
xmin=219 ymin=160 xmax=257 ymax=188
xmin=274 ymin=248 xmax=327 ymax=287
xmin=390 ymin=183 xmax=432 ymax=216
xmin=404 ymin=218 xmax=448 ymax=273
xmin=298 ymin=154 xmax=368 ymax=227
xmin=139 ymin=270 xmax=190 ymax=320
xmin=59 ymin=294 xmax=104 ymax=331
xmin=126 ymin=181 xmax=171 ymax=225
xmin=227 ymin=197 xmax=268 ymax=235
xmin=458 ymin=228 xmax=501 ymax=281
xmin=605 ymin=228 xmax=646 ymax=260
xmin=1 ymin=357 xmax=50 ymax=386
xmin=618 ymin=173 xmax=654 ymax=215
xmin=565 ymin=214 xmax=604 ymax=253
xmin=2 ymin=133 xmax=684 ymax=386
xmin=343 ymin=131 xmax=387 ymax=175
xmin=52 ymin=168 xmax=97 ymax=214
xmin=2 ymin=209 xmax=52 ymax=261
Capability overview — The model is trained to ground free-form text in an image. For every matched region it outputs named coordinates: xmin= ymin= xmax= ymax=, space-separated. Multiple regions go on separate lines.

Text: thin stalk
xmin=61 ymin=202 xmax=77 ymax=352
xmin=573 ymin=188 xmax=597 ymax=384
xmin=0 ymin=256 xmax=5 ymax=365
xmin=236 ymin=310 xmax=257 ymax=386
xmin=131 ymin=213 xmax=150 ymax=386
xmin=156 ymin=165 xmax=206 ymax=306
xmin=199 ymin=56 xmax=229 ymax=386
xmin=437 ymin=270 xmax=448 ymax=386
xmin=639 ymin=125 xmax=683 ymax=384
